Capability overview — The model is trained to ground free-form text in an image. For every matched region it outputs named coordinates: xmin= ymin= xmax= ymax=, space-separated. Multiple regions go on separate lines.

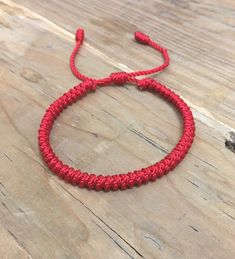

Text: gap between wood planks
xmin=1 ymin=0 xmax=234 ymax=137
xmin=56 ymin=181 xmax=144 ymax=258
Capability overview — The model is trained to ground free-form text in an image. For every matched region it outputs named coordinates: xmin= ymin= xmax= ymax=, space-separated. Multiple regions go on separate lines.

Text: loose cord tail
xmin=132 ymin=31 xmax=170 ymax=77
xmin=69 ymin=28 xmax=170 ymax=85
xmin=70 ymin=28 xmax=89 ymax=81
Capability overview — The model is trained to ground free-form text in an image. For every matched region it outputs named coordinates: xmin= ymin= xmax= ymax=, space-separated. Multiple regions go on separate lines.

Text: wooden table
xmin=0 ymin=0 xmax=235 ymax=258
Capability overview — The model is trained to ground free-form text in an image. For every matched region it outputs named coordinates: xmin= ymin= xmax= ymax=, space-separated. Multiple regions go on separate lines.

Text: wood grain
xmin=0 ymin=0 xmax=235 ymax=258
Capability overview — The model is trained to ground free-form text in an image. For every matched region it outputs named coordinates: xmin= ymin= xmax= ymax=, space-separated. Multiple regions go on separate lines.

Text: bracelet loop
xmin=38 ymin=28 xmax=195 ymax=191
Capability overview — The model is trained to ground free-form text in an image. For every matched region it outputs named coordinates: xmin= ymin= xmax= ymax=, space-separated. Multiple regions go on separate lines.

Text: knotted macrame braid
xmin=38 ymin=28 xmax=195 ymax=191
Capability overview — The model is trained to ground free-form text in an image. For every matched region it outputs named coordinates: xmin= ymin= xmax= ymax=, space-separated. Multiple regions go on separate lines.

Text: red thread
xmin=75 ymin=28 xmax=84 ymax=43
xmin=38 ymin=28 xmax=195 ymax=191
xmin=134 ymin=31 xmax=150 ymax=45
xmin=110 ymin=72 xmax=129 ymax=85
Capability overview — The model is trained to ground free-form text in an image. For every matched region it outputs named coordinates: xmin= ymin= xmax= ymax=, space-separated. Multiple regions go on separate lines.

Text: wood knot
xmin=225 ymin=131 xmax=235 ymax=153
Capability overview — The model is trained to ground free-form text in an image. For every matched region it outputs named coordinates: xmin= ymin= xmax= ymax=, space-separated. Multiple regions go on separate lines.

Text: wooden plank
xmin=0 ymin=222 xmax=31 ymax=258
xmin=0 ymin=4 xmax=140 ymax=258
xmin=7 ymin=0 xmax=235 ymax=131
xmin=0 ymin=0 xmax=235 ymax=258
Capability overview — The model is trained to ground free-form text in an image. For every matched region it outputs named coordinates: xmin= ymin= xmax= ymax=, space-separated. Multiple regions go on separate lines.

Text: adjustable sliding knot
xmin=110 ymin=72 xmax=129 ymax=85
xmin=83 ymin=79 xmax=97 ymax=91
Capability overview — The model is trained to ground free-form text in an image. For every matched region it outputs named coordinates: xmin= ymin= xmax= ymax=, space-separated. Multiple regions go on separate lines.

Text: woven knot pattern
xmin=38 ymin=27 xmax=195 ymax=192
xmin=137 ymin=78 xmax=157 ymax=90
xmin=83 ymin=79 xmax=97 ymax=91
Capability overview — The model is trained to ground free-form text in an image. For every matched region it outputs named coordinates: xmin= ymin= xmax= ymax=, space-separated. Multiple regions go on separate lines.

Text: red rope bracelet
xmin=38 ymin=28 xmax=195 ymax=191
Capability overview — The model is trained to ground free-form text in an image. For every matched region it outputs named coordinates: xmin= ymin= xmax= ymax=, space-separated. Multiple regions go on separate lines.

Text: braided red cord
xmin=38 ymin=28 xmax=195 ymax=191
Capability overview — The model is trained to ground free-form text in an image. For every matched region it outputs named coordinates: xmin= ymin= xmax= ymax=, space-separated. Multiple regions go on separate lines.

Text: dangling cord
xmin=70 ymin=28 xmax=170 ymax=86
xmin=129 ymin=31 xmax=169 ymax=77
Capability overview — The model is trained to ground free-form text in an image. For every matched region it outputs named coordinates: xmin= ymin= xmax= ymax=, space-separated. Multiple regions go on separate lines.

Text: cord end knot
xmin=75 ymin=28 xmax=85 ymax=43
xmin=134 ymin=31 xmax=150 ymax=45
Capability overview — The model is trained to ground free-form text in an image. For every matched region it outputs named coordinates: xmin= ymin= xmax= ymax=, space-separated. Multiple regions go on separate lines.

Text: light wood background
xmin=0 ymin=0 xmax=235 ymax=258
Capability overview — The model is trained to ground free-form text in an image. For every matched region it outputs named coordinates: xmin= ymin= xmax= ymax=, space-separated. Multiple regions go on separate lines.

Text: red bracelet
xmin=38 ymin=28 xmax=195 ymax=191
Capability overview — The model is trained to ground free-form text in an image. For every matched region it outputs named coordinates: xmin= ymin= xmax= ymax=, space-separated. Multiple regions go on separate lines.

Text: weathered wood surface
xmin=0 ymin=0 xmax=235 ymax=258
